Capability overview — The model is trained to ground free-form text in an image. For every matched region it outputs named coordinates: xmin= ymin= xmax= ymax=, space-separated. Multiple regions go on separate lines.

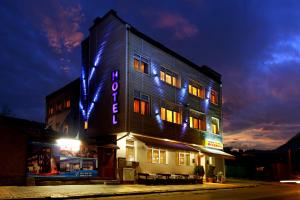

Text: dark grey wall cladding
xmin=128 ymin=32 xmax=222 ymax=144
xmin=86 ymin=14 xmax=126 ymax=137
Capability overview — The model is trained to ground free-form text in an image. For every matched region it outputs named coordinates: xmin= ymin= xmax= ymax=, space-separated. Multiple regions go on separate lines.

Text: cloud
xmin=41 ymin=3 xmax=84 ymax=72
xmin=224 ymin=122 xmax=300 ymax=150
xmin=144 ymin=11 xmax=198 ymax=39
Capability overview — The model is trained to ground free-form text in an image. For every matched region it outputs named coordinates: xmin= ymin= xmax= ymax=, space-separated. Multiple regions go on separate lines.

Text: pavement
xmin=0 ymin=179 xmax=263 ymax=199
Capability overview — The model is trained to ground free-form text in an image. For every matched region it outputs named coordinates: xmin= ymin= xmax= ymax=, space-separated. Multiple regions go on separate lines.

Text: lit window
xmin=161 ymin=107 xmax=182 ymax=124
xmin=166 ymin=109 xmax=173 ymax=122
xmin=126 ymin=140 xmax=135 ymax=161
xmin=160 ymin=67 xmax=180 ymax=88
xmin=165 ymin=74 xmax=172 ymax=85
xmin=190 ymin=115 xmax=206 ymax=131
xmin=211 ymin=90 xmax=218 ymax=105
xmin=188 ymin=82 xmax=205 ymax=98
xmin=84 ymin=121 xmax=88 ymax=129
xmin=160 ymin=107 xmax=166 ymax=120
xmin=133 ymin=54 xmax=149 ymax=74
xmin=66 ymin=100 xmax=71 ymax=108
xmin=148 ymin=147 xmax=167 ymax=164
xmin=134 ymin=99 xmax=140 ymax=113
xmin=134 ymin=58 xmax=139 ymax=71
xmin=133 ymin=91 xmax=150 ymax=116
xmin=160 ymin=71 xmax=165 ymax=81
xmin=178 ymin=152 xmax=191 ymax=166
xmin=211 ymin=117 xmax=219 ymax=134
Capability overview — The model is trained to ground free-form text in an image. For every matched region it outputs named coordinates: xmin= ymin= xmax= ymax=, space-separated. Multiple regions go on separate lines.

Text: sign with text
xmin=205 ymin=139 xmax=223 ymax=149
xmin=111 ymin=70 xmax=119 ymax=125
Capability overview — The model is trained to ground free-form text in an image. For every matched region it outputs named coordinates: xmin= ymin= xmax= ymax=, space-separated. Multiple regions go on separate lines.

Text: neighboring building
xmin=80 ymin=10 xmax=233 ymax=180
xmin=0 ymin=115 xmax=56 ymax=185
xmin=46 ymin=78 xmax=80 ymax=138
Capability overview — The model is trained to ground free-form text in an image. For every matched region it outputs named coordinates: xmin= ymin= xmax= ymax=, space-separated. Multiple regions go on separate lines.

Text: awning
xmin=193 ymin=146 xmax=235 ymax=160
xmin=133 ymin=135 xmax=198 ymax=152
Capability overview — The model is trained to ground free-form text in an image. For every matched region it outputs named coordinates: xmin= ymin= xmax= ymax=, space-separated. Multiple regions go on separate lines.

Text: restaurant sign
xmin=204 ymin=139 xmax=223 ymax=149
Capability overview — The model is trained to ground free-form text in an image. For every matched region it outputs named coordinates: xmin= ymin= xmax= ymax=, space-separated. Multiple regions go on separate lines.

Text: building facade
xmin=80 ymin=10 xmax=233 ymax=180
xmin=46 ymin=78 xmax=80 ymax=138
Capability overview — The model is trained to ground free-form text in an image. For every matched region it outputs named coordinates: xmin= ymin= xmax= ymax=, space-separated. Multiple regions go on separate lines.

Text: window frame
xmin=211 ymin=117 xmax=220 ymax=135
xmin=159 ymin=67 xmax=181 ymax=88
xmin=126 ymin=139 xmax=135 ymax=161
xmin=188 ymin=81 xmax=205 ymax=99
xmin=189 ymin=114 xmax=206 ymax=131
xmin=160 ymin=106 xmax=182 ymax=125
xmin=133 ymin=91 xmax=150 ymax=116
xmin=210 ymin=89 xmax=218 ymax=105
xmin=147 ymin=147 xmax=167 ymax=164
xmin=133 ymin=54 xmax=150 ymax=75
xmin=178 ymin=152 xmax=191 ymax=166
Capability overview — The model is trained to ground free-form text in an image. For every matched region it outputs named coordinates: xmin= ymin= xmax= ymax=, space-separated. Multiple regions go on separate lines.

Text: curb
xmin=8 ymin=184 xmax=257 ymax=199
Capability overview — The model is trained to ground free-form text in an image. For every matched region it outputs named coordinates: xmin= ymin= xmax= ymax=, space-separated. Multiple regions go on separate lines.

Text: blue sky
xmin=1 ymin=0 xmax=300 ymax=149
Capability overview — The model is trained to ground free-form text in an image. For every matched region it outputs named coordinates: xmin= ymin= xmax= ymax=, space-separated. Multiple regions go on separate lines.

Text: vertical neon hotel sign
xmin=111 ymin=70 xmax=119 ymax=125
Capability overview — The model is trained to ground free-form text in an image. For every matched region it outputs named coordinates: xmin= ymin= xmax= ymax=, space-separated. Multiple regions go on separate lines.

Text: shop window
xmin=160 ymin=107 xmax=181 ymax=124
xmin=133 ymin=54 xmax=149 ymax=74
xmin=189 ymin=114 xmax=206 ymax=131
xmin=210 ymin=90 xmax=218 ymax=105
xmin=133 ymin=91 xmax=150 ymax=116
xmin=147 ymin=147 xmax=167 ymax=164
xmin=211 ymin=117 xmax=220 ymax=134
xmin=126 ymin=140 xmax=135 ymax=161
xmin=160 ymin=67 xmax=180 ymax=88
xmin=188 ymin=82 xmax=205 ymax=98
xmin=177 ymin=152 xmax=191 ymax=166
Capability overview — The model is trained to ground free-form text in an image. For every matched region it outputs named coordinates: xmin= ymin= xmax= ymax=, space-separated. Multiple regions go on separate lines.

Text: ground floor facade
xmin=25 ymin=132 xmax=231 ymax=184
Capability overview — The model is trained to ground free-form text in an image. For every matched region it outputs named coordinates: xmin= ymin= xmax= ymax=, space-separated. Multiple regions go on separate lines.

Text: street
xmin=83 ymin=184 xmax=300 ymax=200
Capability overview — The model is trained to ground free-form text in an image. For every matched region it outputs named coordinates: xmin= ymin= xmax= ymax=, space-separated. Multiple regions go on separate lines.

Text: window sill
xmin=134 ymin=69 xmax=150 ymax=76
xmin=159 ymin=80 xmax=181 ymax=89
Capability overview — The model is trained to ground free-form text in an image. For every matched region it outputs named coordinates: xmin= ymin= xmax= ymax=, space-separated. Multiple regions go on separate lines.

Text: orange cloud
xmin=224 ymin=123 xmax=300 ymax=150
xmin=147 ymin=11 xmax=198 ymax=39
xmin=41 ymin=4 xmax=84 ymax=54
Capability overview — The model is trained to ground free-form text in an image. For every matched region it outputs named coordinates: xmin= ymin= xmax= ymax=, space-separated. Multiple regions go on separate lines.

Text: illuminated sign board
xmin=205 ymin=139 xmax=223 ymax=149
xmin=112 ymin=70 xmax=119 ymax=125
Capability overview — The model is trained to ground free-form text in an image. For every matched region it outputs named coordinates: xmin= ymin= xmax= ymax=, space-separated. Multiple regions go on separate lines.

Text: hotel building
xmin=78 ymin=10 xmax=233 ymax=180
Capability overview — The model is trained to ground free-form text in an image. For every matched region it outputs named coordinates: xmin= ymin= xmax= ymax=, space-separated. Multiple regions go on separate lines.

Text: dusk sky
xmin=1 ymin=0 xmax=300 ymax=150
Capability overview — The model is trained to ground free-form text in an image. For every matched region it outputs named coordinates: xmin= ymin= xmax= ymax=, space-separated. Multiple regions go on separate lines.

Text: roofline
xmin=46 ymin=78 xmax=80 ymax=100
xmin=89 ymin=10 xmax=222 ymax=84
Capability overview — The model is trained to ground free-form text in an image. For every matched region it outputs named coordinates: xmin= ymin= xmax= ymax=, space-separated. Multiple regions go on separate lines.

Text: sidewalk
xmin=0 ymin=181 xmax=261 ymax=199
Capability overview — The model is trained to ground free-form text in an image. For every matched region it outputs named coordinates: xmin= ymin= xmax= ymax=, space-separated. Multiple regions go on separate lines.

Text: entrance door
xmin=97 ymin=147 xmax=116 ymax=179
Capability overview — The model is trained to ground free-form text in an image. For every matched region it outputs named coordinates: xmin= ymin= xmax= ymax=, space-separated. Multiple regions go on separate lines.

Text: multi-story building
xmin=80 ymin=10 xmax=233 ymax=180
xmin=46 ymin=78 xmax=80 ymax=138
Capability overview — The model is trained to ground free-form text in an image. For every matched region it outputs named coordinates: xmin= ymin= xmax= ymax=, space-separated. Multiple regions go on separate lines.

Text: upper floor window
xmin=188 ymin=83 xmax=205 ymax=98
xmin=210 ymin=90 xmax=218 ymax=105
xmin=65 ymin=99 xmax=71 ymax=108
xmin=147 ymin=147 xmax=167 ymax=164
xmin=189 ymin=114 xmax=206 ymax=131
xmin=211 ymin=117 xmax=220 ymax=134
xmin=160 ymin=67 xmax=180 ymax=88
xmin=133 ymin=54 xmax=149 ymax=74
xmin=133 ymin=91 xmax=150 ymax=116
xmin=160 ymin=107 xmax=181 ymax=124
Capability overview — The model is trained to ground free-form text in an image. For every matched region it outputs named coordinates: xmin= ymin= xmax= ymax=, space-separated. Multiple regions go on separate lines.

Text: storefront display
xmin=27 ymin=142 xmax=98 ymax=177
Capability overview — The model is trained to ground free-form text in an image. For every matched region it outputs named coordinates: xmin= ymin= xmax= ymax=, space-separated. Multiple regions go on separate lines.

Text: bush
xmin=194 ymin=165 xmax=205 ymax=177
xmin=207 ymin=165 xmax=216 ymax=178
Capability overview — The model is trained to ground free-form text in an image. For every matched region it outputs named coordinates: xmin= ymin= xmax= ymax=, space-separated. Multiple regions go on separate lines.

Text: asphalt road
xmin=83 ymin=184 xmax=300 ymax=200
